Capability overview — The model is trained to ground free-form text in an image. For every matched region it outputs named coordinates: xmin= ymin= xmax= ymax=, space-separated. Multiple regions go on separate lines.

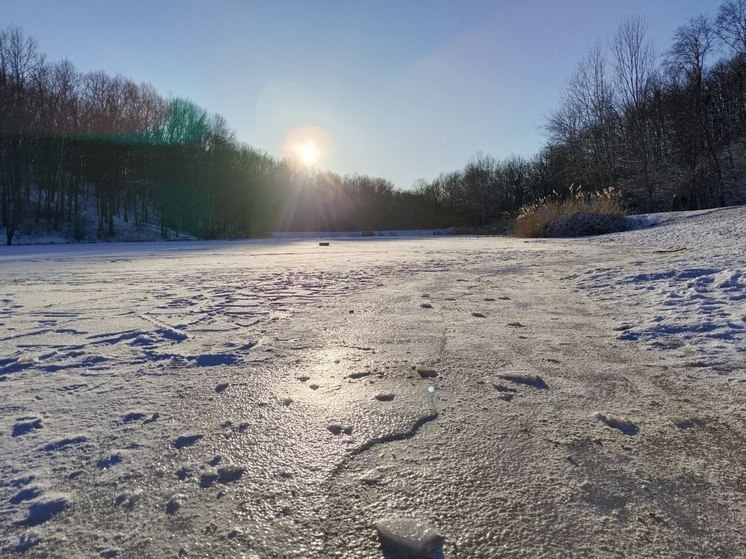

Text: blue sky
xmin=1 ymin=0 xmax=725 ymax=188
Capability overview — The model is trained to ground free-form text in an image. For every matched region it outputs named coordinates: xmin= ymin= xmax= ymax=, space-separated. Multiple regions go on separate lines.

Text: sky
xmin=0 ymin=0 xmax=726 ymax=188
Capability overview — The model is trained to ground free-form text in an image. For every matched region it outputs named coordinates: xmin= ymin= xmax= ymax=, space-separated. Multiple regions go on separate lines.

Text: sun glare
xmin=282 ymin=125 xmax=331 ymax=168
xmin=296 ymin=143 xmax=319 ymax=166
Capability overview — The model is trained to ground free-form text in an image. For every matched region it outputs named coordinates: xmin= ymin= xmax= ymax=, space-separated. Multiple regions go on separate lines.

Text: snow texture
xmin=0 ymin=206 xmax=744 ymax=558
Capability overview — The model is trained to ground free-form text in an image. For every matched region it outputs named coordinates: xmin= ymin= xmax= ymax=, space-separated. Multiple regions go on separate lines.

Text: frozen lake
xmin=1 ymin=208 xmax=744 ymax=558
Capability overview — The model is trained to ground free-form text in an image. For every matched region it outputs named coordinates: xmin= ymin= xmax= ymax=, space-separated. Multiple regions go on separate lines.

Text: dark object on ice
xmin=375 ymin=393 xmax=395 ymax=402
xmin=319 ymin=242 xmax=330 ymax=246
xmin=215 ymin=382 xmax=230 ymax=393
xmin=472 ymin=312 xmax=486 ymax=318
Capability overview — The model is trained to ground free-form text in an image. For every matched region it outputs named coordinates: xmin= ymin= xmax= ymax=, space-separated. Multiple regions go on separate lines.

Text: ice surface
xmin=0 ymin=208 xmax=744 ymax=557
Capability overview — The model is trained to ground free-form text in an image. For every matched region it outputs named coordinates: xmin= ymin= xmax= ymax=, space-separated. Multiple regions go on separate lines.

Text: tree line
xmin=0 ymin=26 xmax=458 ymax=245
xmin=415 ymin=1 xmax=746 ymax=217
xmin=3 ymin=2 xmax=746 ymax=244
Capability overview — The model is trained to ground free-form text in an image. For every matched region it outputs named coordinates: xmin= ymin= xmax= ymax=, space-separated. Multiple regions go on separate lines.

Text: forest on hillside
xmin=2 ymin=1 xmax=746 ymax=244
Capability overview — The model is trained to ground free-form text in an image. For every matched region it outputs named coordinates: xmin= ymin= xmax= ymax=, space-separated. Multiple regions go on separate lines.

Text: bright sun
xmin=295 ymin=143 xmax=319 ymax=166
xmin=282 ymin=125 xmax=331 ymax=168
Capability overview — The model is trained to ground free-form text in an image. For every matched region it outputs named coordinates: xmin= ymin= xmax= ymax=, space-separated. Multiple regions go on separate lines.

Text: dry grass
xmin=513 ymin=186 xmax=627 ymax=238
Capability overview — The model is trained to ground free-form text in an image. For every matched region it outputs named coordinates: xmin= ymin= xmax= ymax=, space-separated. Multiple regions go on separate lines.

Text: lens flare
xmin=295 ymin=143 xmax=319 ymax=166
xmin=282 ymin=125 xmax=331 ymax=168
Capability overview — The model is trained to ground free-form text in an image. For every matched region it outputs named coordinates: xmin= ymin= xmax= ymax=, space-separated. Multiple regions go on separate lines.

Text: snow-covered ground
xmin=1 ymin=207 xmax=744 ymax=558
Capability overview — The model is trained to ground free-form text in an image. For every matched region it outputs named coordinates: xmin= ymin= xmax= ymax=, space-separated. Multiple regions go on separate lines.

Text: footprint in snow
xmin=200 ymin=465 xmax=245 ymax=488
xmin=15 ymin=530 xmax=42 ymax=552
xmin=97 ymin=454 xmax=124 ymax=470
xmin=42 ymin=435 xmax=88 ymax=452
xmin=174 ymin=433 xmax=203 ymax=449
xmin=11 ymin=485 xmax=44 ymax=505
xmin=20 ymin=493 xmax=71 ymax=526
xmin=165 ymin=494 xmax=184 ymax=515
xmin=594 ymin=412 xmax=638 ymax=436
xmin=122 ymin=411 xmax=147 ymax=423
xmin=416 ymin=366 xmax=438 ymax=379
xmin=328 ymin=424 xmax=353 ymax=435
xmin=671 ymin=416 xmax=695 ymax=429
xmin=496 ymin=372 xmax=548 ymax=389
xmin=12 ymin=417 xmax=43 ymax=437
xmin=375 ymin=517 xmax=444 ymax=558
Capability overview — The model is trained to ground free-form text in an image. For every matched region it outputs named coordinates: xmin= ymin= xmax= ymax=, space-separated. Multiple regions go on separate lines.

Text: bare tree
xmin=547 ymin=42 xmax=617 ymax=189
xmin=666 ymin=15 xmax=723 ymax=206
xmin=715 ymin=0 xmax=746 ymax=55
xmin=612 ymin=16 xmax=657 ymax=208
xmin=0 ymin=27 xmax=44 ymax=244
xmin=666 ymin=15 xmax=716 ymax=87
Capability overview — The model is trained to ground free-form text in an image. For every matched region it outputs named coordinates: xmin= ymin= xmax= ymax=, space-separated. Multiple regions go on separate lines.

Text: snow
xmin=574 ymin=206 xmax=745 ymax=373
xmin=1 ymin=207 xmax=744 ymax=557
